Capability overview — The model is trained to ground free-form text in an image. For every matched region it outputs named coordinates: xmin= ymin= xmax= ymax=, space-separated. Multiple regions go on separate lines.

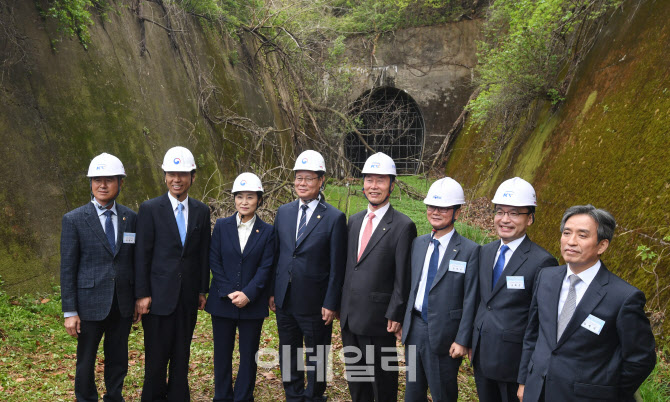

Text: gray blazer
xmin=60 ymin=202 xmax=137 ymax=321
xmin=401 ymin=231 xmax=480 ymax=354
xmin=471 ymin=236 xmax=558 ymax=382
xmin=518 ymin=264 xmax=656 ymax=402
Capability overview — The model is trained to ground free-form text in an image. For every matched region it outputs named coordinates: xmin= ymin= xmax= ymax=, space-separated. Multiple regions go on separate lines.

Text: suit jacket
xmin=272 ymin=199 xmax=347 ymax=315
xmin=340 ymin=205 xmax=417 ymax=337
xmin=471 ymin=236 xmax=558 ymax=382
xmin=60 ymin=202 xmax=137 ymax=321
xmin=135 ymin=193 xmax=211 ymax=315
xmin=401 ymin=231 xmax=480 ymax=354
xmin=518 ymin=264 xmax=656 ymax=402
xmin=205 ymin=214 xmax=274 ymax=320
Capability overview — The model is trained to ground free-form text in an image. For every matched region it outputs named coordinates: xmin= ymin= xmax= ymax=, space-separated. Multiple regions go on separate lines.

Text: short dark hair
xmin=560 ymin=204 xmax=616 ymax=242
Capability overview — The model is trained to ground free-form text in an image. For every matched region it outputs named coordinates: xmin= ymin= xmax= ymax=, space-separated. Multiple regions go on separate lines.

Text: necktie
xmin=492 ymin=244 xmax=510 ymax=290
xmin=557 ymin=274 xmax=581 ymax=341
xmin=358 ymin=212 xmax=376 ymax=261
xmin=296 ymin=204 xmax=309 ymax=243
xmin=176 ymin=203 xmax=186 ymax=246
xmin=421 ymin=238 xmax=441 ymax=321
xmin=103 ymin=210 xmax=115 ymax=253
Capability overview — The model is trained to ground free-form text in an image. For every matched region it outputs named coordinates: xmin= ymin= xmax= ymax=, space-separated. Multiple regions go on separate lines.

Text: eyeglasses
xmin=427 ymin=206 xmax=454 ymax=213
xmin=494 ymin=210 xmax=531 ymax=218
xmin=295 ymin=176 xmax=319 ymax=184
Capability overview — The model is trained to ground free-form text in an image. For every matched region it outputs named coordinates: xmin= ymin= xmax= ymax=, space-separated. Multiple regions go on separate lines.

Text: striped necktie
xmin=296 ymin=204 xmax=309 ymax=243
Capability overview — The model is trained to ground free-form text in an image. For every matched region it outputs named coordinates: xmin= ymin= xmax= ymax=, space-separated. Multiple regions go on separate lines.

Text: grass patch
xmin=639 ymin=353 xmax=670 ymax=401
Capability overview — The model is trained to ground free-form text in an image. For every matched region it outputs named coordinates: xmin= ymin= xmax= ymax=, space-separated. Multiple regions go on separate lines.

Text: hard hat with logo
xmin=232 ymin=172 xmax=264 ymax=194
xmin=87 ymin=153 xmax=126 ymax=177
xmin=361 ymin=152 xmax=397 ymax=176
xmin=162 ymin=146 xmax=197 ymax=172
xmin=424 ymin=177 xmax=465 ymax=207
xmin=293 ymin=150 xmax=326 ymax=173
xmin=491 ymin=177 xmax=536 ymax=206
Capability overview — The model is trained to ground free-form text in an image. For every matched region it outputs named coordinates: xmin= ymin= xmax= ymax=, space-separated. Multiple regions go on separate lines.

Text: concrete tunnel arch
xmin=345 ymin=87 xmax=425 ymax=176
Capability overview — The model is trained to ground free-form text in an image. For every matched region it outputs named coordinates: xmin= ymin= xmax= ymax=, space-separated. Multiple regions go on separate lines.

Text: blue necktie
xmin=176 ymin=203 xmax=186 ymax=246
xmin=296 ymin=204 xmax=309 ymax=243
xmin=421 ymin=238 xmax=441 ymax=322
xmin=492 ymin=244 xmax=510 ymax=290
xmin=103 ymin=210 xmax=115 ymax=253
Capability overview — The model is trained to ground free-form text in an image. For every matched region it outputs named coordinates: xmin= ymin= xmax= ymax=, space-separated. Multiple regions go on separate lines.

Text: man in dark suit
xmin=471 ymin=177 xmax=558 ymax=402
xmin=400 ymin=177 xmax=479 ymax=402
xmin=517 ymin=205 xmax=656 ymax=402
xmin=340 ymin=152 xmax=417 ymax=402
xmin=270 ymin=150 xmax=347 ymax=402
xmin=135 ymin=146 xmax=211 ymax=401
xmin=60 ymin=153 xmax=137 ymax=402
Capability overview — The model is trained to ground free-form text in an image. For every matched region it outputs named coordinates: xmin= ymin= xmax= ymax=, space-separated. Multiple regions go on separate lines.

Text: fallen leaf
xmin=261 ymin=371 xmax=277 ymax=380
xmin=41 ymin=298 xmax=50 ymax=304
xmin=15 ymin=378 xmax=25 ymax=382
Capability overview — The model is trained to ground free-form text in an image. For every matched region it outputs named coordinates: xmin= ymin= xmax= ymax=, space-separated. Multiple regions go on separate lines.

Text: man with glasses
xmin=270 ymin=150 xmax=347 ymax=402
xmin=400 ymin=177 xmax=479 ymax=402
xmin=471 ymin=177 xmax=558 ymax=402
xmin=340 ymin=152 xmax=417 ymax=402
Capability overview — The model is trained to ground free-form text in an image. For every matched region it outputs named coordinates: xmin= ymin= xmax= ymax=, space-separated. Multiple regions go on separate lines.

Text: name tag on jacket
xmin=506 ymin=276 xmax=525 ymax=289
xmin=123 ymin=233 xmax=136 ymax=244
xmin=448 ymin=260 xmax=466 ymax=273
xmin=581 ymin=314 xmax=605 ymax=335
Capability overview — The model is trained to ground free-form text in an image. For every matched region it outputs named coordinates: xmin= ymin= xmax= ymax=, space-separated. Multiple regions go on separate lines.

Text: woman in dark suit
xmin=205 ymin=172 xmax=274 ymax=402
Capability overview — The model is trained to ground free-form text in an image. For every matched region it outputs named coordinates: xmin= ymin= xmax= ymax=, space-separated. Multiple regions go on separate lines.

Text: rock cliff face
xmin=0 ymin=1 xmax=290 ymax=294
xmin=445 ymin=1 xmax=670 ymax=341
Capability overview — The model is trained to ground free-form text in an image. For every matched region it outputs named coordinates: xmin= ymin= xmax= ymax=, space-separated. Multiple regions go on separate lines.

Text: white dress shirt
xmin=414 ymin=229 xmax=455 ymax=312
xmin=167 ymin=192 xmax=189 ymax=228
xmin=357 ymin=202 xmax=391 ymax=255
xmin=64 ymin=200 xmax=119 ymax=318
xmin=236 ymin=213 xmax=256 ymax=253
xmin=295 ymin=197 xmax=320 ymax=239
xmin=558 ymin=261 xmax=601 ymax=316
xmin=493 ymin=235 xmax=527 ymax=271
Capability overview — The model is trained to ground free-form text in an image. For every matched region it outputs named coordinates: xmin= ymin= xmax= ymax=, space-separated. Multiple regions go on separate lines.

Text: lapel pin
xmin=123 ymin=217 xmax=126 ymax=221
xmin=453 ymin=249 xmax=457 ymax=252
xmin=317 ymin=215 xmax=321 ymax=219
xmin=256 ymin=229 xmax=259 ymax=233
xmin=383 ymin=227 xmax=386 ymax=231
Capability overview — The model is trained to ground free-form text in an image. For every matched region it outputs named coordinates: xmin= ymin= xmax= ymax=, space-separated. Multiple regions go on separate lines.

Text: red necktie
xmin=358 ymin=212 xmax=376 ymax=261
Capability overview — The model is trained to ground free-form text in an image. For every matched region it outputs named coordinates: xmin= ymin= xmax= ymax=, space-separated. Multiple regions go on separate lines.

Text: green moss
xmin=452 ymin=0 xmax=670 ymax=344
xmin=580 ymin=91 xmax=598 ymax=118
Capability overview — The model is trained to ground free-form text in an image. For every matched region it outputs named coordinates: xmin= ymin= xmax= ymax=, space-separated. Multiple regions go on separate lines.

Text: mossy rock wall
xmin=446 ymin=1 xmax=670 ymax=344
xmin=0 ymin=1 xmax=290 ymax=295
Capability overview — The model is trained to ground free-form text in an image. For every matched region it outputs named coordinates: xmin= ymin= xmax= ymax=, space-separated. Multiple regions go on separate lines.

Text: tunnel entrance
xmin=345 ymin=87 xmax=425 ymax=176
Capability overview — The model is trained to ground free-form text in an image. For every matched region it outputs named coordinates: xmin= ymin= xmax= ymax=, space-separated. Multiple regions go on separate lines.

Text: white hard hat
xmin=293 ymin=150 xmax=326 ymax=173
xmin=232 ymin=172 xmax=263 ymax=194
xmin=424 ymin=177 xmax=465 ymax=207
xmin=491 ymin=177 xmax=537 ymax=206
xmin=361 ymin=152 xmax=397 ymax=176
xmin=162 ymin=146 xmax=197 ymax=172
xmin=87 ymin=153 xmax=126 ymax=177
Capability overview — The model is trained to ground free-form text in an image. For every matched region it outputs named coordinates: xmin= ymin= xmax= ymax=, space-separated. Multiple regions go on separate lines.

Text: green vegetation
xmin=468 ymin=0 xmax=622 ymax=124
xmin=44 ymin=0 xmax=109 ymax=48
xmin=328 ymin=0 xmax=474 ymax=33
